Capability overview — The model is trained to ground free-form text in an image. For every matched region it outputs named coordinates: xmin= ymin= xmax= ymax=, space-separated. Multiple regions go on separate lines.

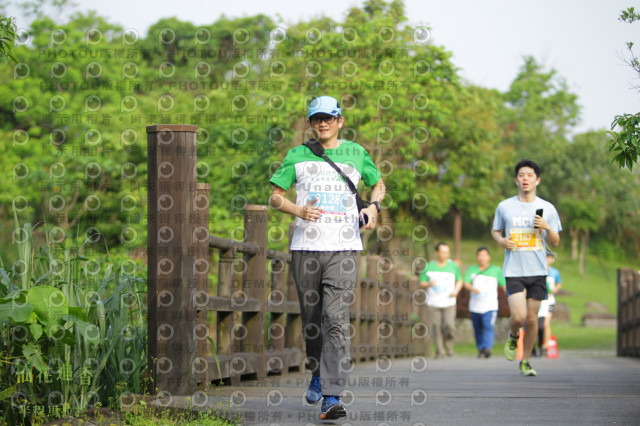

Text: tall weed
xmin=0 ymin=208 xmax=147 ymax=424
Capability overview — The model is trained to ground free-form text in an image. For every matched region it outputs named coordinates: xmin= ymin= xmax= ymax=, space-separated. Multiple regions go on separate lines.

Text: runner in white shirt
xmin=537 ymin=253 xmax=562 ymax=356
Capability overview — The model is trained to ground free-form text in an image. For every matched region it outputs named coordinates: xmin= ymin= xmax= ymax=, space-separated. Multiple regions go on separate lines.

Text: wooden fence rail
xmin=618 ymin=268 xmax=640 ymax=357
xmin=147 ymin=124 xmax=426 ymax=395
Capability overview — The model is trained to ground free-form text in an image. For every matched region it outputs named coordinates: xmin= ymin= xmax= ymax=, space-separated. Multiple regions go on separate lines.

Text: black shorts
xmin=505 ymin=276 xmax=548 ymax=301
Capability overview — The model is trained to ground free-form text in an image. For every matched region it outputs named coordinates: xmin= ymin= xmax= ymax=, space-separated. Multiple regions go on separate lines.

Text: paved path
xmin=169 ymin=351 xmax=640 ymax=425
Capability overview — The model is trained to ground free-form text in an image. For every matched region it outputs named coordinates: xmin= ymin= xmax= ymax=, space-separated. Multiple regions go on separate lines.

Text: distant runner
xmin=463 ymin=246 xmax=506 ymax=358
xmin=537 ymin=253 xmax=562 ymax=356
xmin=492 ymin=159 xmax=562 ymax=376
xmin=419 ymin=242 xmax=463 ymax=358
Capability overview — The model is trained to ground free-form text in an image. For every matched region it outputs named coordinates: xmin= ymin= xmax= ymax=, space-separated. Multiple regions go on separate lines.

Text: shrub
xmin=0 ymin=208 xmax=147 ymax=424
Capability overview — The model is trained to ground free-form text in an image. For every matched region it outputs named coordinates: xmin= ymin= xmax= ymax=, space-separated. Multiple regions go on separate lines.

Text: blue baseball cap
xmin=308 ymin=96 xmax=342 ymax=118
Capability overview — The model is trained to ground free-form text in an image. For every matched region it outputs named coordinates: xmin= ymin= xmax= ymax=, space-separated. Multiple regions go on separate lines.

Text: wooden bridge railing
xmin=618 ymin=268 xmax=640 ymax=357
xmin=147 ymin=124 xmax=427 ymax=395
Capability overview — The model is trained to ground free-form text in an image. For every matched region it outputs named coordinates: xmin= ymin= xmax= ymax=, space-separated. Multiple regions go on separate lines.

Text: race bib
xmin=308 ymin=192 xmax=348 ymax=215
xmin=510 ymin=228 xmax=541 ymax=251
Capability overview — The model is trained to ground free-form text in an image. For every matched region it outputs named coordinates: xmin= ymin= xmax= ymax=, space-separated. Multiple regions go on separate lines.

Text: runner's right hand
xmin=300 ymin=198 xmax=322 ymax=221
xmin=502 ymin=237 xmax=516 ymax=250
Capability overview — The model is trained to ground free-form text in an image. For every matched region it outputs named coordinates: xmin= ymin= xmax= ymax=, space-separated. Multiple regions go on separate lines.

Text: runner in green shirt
xmin=419 ymin=242 xmax=463 ymax=358
xmin=269 ymin=96 xmax=385 ymax=420
xmin=463 ymin=247 xmax=506 ymax=358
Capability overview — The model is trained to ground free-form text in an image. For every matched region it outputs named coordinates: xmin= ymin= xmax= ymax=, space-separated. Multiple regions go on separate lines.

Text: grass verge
xmin=451 ymin=322 xmax=616 ymax=356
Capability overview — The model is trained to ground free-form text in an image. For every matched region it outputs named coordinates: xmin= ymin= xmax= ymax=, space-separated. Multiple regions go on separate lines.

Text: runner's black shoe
xmin=320 ymin=395 xmax=346 ymax=420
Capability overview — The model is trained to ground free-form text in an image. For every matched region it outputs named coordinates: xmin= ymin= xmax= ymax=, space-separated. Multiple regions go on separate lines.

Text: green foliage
xmin=0 ymin=14 xmax=18 ymax=64
xmin=431 ymin=86 xmax=508 ymax=220
xmin=619 ymin=5 xmax=640 ymax=76
xmin=19 ymin=0 xmax=78 ymax=19
xmin=499 ymin=55 xmax=581 ymax=203
xmin=609 ymin=7 xmax=640 ymax=171
xmin=553 ymin=132 xmax=611 ymax=231
xmin=268 ymin=0 xmax=466 ymax=249
xmin=552 ymin=325 xmax=616 ymax=352
xmin=1 ymin=0 xmax=638 ymax=261
xmin=0 ymin=7 xmax=286 ymax=251
xmin=124 ymin=407 xmax=237 ymax=426
xmin=608 ymin=112 xmax=640 ymax=170
xmin=554 ymin=253 xmax=620 ymax=323
xmin=619 ymin=6 xmax=640 ymax=23
xmin=0 ymin=1 xmax=634 ymax=422
xmin=496 ymin=57 xmax=638 ymax=272
xmin=503 ymin=56 xmax=580 ymax=160
xmin=0 ymin=212 xmax=147 ymax=424
xmin=452 ymin=324 xmax=616 ymax=355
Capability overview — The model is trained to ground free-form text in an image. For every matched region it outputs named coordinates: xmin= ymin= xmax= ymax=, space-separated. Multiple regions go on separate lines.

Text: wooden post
xmin=393 ymin=270 xmax=404 ymax=358
xmin=242 ymin=205 xmax=268 ymax=378
xmin=379 ymin=259 xmax=394 ymax=357
xmin=408 ymin=275 xmax=421 ymax=356
xmin=215 ymin=247 xmax=236 ymax=382
xmin=617 ymin=269 xmax=625 ymax=357
xmin=366 ymin=255 xmax=380 ymax=360
xmin=194 ymin=183 xmax=210 ymax=390
xmin=618 ymin=268 xmax=640 ymax=358
xmin=147 ymin=124 xmax=198 ymax=395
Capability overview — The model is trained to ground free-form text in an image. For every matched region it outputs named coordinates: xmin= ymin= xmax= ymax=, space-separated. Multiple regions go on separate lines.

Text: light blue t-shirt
xmin=492 ymin=196 xmax=562 ymax=277
xmin=547 ymin=266 xmax=561 ymax=287
xmin=546 ymin=265 xmax=562 ymax=305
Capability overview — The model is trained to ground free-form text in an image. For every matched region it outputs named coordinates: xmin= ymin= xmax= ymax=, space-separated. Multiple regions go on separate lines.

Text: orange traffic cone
xmin=546 ymin=335 xmax=559 ymax=358
xmin=516 ymin=329 xmax=525 ymax=360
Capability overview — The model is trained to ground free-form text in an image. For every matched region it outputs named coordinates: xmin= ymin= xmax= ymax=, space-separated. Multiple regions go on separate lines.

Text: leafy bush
xmin=0 ymin=208 xmax=147 ymax=424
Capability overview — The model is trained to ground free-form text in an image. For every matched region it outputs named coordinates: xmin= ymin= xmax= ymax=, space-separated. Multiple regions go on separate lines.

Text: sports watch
xmin=370 ymin=201 xmax=381 ymax=213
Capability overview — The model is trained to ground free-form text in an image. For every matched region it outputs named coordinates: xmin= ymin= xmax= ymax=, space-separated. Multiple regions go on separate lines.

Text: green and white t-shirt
xmin=463 ymin=264 xmax=505 ymax=314
xmin=419 ymin=260 xmax=462 ymax=308
xmin=269 ymin=140 xmax=381 ymax=251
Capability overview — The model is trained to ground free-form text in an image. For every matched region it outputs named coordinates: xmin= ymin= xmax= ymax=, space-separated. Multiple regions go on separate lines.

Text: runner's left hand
xmin=534 ymin=215 xmax=549 ymax=231
xmin=361 ymin=204 xmax=378 ymax=230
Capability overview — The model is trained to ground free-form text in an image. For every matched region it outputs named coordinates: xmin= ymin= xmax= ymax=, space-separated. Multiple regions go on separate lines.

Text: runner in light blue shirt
xmin=492 ymin=159 xmax=561 ymax=377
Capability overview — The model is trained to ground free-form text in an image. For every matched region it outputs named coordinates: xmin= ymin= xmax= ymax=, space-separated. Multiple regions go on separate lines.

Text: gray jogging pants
xmin=291 ymin=250 xmax=357 ymax=396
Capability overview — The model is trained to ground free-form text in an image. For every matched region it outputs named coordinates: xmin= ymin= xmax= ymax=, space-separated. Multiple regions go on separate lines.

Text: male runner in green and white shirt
xmin=269 ymin=96 xmax=385 ymax=420
xmin=419 ymin=242 xmax=463 ymax=358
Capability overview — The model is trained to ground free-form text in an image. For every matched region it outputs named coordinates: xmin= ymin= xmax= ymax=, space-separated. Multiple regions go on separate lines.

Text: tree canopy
xmin=1 ymin=0 xmax=639 ymax=269
xmin=608 ymin=7 xmax=640 ymax=170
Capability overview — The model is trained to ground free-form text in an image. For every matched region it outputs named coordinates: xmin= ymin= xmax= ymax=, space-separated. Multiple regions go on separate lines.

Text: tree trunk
xmin=569 ymin=226 xmax=579 ymax=260
xmin=578 ymin=229 xmax=589 ymax=276
xmin=451 ymin=207 xmax=462 ymax=261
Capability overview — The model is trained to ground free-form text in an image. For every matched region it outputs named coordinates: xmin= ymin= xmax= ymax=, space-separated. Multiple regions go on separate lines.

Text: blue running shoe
xmin=320 ymin=395 xmax=346 ymax=420
xmin=306 ymin=376 xmax=322 ymax=405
